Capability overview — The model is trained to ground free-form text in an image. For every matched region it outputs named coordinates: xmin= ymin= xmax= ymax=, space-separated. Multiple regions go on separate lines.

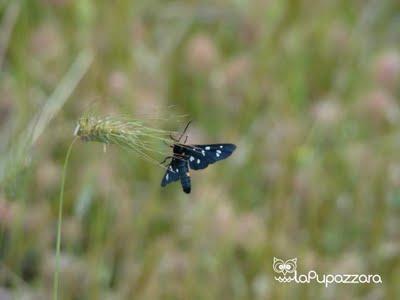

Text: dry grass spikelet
xmin=74 ymin=115 xmax=175 ymax=165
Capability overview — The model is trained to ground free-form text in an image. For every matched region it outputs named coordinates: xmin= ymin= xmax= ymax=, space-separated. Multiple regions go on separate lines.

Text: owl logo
xmin=273 ymin=257 xmax=297 ymax=282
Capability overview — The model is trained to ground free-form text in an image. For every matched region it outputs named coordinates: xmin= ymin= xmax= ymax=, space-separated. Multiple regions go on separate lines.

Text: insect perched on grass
xmin=160 ymin=121 xmax=236 ymax=193
xmin=73 ymin=115 xmax=176 ymax=165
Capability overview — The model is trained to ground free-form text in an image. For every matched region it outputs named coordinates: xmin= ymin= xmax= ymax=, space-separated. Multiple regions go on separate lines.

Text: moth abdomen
xmin=180 ymin=172 xmax=191 ymax=194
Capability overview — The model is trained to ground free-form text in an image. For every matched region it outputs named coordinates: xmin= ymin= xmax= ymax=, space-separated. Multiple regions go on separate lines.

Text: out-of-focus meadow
xmin=0 ymin=0 xmax=400 ymax=299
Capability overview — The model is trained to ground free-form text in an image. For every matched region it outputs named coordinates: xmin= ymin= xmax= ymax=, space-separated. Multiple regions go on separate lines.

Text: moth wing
xmin=185 ymin=144 xmax=236 ymax=170
xmin=161 ymin=158 xmax=183 ymax=187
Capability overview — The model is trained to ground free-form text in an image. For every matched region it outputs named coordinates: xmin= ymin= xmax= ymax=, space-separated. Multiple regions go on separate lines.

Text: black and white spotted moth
xmin=160 ymin=122 xmax=236 ymax=193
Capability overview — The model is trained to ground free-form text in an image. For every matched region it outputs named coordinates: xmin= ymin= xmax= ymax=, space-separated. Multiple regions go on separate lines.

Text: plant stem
xmin=53 ymin=137 xmax=77 ymax=300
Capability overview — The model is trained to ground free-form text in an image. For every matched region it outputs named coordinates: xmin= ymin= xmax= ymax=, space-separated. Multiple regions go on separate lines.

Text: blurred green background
xmin=0 ymin=0 xmax=400 ymax=299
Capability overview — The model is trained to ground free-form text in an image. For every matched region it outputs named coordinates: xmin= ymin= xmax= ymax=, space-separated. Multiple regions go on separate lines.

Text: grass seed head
xmin=74 ymin=115 xmax=175 ymax=165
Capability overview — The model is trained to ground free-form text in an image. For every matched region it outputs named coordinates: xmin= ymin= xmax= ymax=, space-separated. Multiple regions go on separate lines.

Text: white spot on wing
xmin=202 ymin=150 xmax=205 ymax=156
xmin=216 ymin=150 xmax=222 ymax=154
xmin=176 ymin=168 xmax=179 ymax=172
xmin=166 ymin=174 xmax=169 ymax=181
xmin=220 ymin=145 xmax=223 ymax=149
xmin=216 ymin=153 xmax=220 ymax=157
xmin=190 ymin=156 xmax=194 ymax=162
xmin=205 ymin=146 xmax=210 ymax=150
xmin=197 ymin=159 xmax=200 ymax=164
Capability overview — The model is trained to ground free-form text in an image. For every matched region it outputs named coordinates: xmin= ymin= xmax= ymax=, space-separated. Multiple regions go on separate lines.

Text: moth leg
xmin=160 ymin=156 xmax=173 ymax=165
xmin=173 ymin=154 xmax=188 ymax=162
xmin=163 ymin=141 xmax=173 ymax=148
xmin=169 ymin=134 xmax=178 ymax=142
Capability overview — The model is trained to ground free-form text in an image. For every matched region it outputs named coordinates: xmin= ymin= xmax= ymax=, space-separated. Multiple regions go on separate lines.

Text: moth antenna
xmin=177 ymin=120 xmax=192 ymax=142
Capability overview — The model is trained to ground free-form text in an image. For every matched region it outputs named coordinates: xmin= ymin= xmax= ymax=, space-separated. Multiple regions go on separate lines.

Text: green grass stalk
xmin=53 ymin=137 xmax=77 ymax=300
